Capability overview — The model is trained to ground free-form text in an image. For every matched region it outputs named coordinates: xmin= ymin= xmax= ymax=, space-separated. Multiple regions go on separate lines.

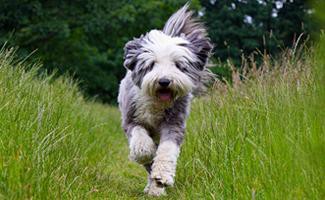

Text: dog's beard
xmin=141 ymin=66 xmax=194 ymax=103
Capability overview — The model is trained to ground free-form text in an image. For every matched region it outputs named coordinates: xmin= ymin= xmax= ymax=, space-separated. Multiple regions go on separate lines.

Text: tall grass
xmin=175 ymin=42 xmax=324 ymax=199
xmin=0 ymin=36 xmax=323 ymax=199
xmin=0 ymin=48 xmax=127 ymax=199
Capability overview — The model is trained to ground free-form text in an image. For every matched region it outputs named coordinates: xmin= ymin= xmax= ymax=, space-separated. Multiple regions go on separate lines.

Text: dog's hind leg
xmin=128 ymin=126 xmax=157 ymax=165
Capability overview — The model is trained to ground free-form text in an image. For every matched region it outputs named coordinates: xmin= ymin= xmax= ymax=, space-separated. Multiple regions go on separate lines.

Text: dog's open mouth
xmin=157 ymin=89 xmax=173 ymax=102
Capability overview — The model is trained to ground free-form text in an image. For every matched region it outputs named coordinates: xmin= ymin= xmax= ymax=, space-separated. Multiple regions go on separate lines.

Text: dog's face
xmin=123 ymin=5 xmax=212 ymax=103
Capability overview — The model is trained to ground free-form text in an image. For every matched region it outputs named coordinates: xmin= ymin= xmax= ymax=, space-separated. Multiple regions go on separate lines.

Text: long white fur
xmin=150 ymin=141 xmax=180 ymax=186
xmin=127 ymin=24 xmax=195 ymax=197
xmin=140 ymin=30 xmax=195 ymax=98
xmin=145 ymin=141 xmax=180 ymax=196
xmin=131 ymin=30 xmax=196 ymax=131
xmin=133 ymin=90 xmax=165 ymax=134
xmin=129 ymin=126 xmax=157 ymax=164
xmin=119 ymin=3 xmax=213 ymax=197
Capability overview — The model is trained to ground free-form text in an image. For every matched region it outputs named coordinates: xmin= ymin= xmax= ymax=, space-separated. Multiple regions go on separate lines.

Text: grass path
xmin=81 ymin=105 xmax=153 ymax=199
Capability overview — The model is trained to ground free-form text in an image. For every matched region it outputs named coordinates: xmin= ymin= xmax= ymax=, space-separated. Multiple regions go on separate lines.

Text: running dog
xmin=118 ymin=3 xmax=213 ymax=196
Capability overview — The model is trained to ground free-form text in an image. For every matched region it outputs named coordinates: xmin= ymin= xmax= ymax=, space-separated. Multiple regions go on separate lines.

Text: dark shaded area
xmin=0 ymin=0 xmax=320 ymax=103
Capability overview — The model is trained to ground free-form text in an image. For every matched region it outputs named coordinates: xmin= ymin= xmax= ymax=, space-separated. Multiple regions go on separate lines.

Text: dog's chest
xmin=134 ymin=96 xmax=166 ymax=130
xmin=134 ymin=105 xmax=164 ymax=130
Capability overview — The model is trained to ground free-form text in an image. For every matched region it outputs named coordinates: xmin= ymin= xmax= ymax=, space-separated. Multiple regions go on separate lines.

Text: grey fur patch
xmin=123 ymin=34 xmax=156 ymax=88
xmin=131 ymin=61 xmax=154 ymax=88
xmin=163 ymin=3 xmax=215 ymax=95
xmin=162 ymin=3 xmax=213 ymax=61
xmin=123 ymin=36 xmax=144 ymax=71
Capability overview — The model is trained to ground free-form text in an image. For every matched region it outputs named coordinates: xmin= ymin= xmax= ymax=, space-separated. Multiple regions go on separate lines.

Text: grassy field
xmin=0 ymin=38 xmax=324 ymax=199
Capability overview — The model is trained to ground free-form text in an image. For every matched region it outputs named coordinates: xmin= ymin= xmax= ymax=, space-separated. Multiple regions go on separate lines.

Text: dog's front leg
xmin=128 ymin=126 xmax=157 ymax=165
xmin=148 ymin=126 xmax=183 ymax=196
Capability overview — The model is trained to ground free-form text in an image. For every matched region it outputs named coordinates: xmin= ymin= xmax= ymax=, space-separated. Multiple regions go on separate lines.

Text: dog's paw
xmin=150 ymin=161 xmax=175 ymax=186
xmin=147 ymin=181 xmax=166 ymax=196
xmin=129 ymin=127 xmax=156 ymax=164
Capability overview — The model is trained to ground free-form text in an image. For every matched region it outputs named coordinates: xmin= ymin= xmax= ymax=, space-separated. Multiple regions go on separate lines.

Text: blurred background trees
xmin=0 ymin=0 xmax=319 ymax=103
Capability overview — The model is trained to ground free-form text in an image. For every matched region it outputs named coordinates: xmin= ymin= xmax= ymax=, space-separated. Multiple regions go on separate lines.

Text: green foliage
xmin=202 ymin=0 xmax=317 ymax=68
xmin=0 ymin=0 xmax=191 ymax=103
xmin=0 ymin=0 xmax=319 ymax=102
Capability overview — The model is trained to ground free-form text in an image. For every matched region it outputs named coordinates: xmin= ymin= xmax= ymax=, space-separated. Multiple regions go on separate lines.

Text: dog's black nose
xmin=158 ymin=78 xmax=171 ymax=87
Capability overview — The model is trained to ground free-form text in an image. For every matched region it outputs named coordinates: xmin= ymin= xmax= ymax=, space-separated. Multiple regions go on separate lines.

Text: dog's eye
xmin=175 ymin=62 xmax=188 ymax=73
xmin=175 ymin=62 xmax=181 ymax=69
xmin=148 ymin=62 xmax=155 ymax=70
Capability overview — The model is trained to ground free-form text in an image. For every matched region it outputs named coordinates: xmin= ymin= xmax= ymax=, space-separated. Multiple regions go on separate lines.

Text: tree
xmin=201 ymin=0 xmax=317 ymax=69
xmin=0 ymin=0 xmax=318 ymax=102
xmin=0 ymin=0 xmax=193 ymax=103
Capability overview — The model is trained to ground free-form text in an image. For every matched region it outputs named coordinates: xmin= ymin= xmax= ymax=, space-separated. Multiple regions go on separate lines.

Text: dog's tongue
xmin=158 ymin=90 xmax=172 ymax=101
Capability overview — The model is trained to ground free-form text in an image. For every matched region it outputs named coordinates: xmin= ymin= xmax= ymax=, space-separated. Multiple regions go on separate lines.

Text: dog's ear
xmin=163 ymin=3 xmax=213 ymax=70
xmin=123 ymin=37 xmax=142 ymax=71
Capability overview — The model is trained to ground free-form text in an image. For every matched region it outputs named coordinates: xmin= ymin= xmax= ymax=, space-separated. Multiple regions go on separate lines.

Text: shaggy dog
xmin=118 ymin=4 xmax=213 ymax=196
